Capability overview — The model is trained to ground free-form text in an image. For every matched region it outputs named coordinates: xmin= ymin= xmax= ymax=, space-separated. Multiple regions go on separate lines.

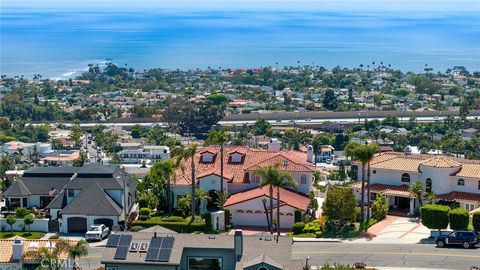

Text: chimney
xmin=307 ymin=145 xmax=314 ymax=163
xmin=268 ymin=138 xmax=281 ymax=152
xmin=234 ymin=229 xmax=243 ymax=261
xmin=12 ymin=239 xmax=24 ymax=261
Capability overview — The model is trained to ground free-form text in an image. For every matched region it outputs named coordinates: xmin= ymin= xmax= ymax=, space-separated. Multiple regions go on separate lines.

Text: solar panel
xmin=145 ymin=248 xmax=160 ymax=261
xmin=149 ymin=237 xmax=163 ymax=248
xmin=139 ymin=242 xmax=149 ymax=252
xmin=114 ymin=246 xmax=128 ymax=260
xmin=118 ymin=235 xmax=132 ymax=247
xmin=157 ymin=248 xmax=172 ymax=262
xmin=106 ymin=235 xmax=120 ymax=247
xmin=161 ymin=237 xmax=174 ymax=249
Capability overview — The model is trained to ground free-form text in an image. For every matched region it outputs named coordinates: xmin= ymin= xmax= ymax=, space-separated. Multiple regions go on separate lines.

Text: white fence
xmin=0 ymin=218 xmax=49 ymax=233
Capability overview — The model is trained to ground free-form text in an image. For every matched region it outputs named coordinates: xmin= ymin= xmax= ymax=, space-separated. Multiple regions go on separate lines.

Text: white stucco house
xmin=350 ymin=152 xmax=480 ymax=215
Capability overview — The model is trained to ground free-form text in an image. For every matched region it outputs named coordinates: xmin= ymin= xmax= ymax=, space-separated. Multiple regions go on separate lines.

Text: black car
xmin=435 ymin=230 xmax=480 ymax=249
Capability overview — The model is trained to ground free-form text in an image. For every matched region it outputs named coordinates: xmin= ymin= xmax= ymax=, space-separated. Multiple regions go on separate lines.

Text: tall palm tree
xmin=154 ymin=159 xmax=175 ymax=216
xmin=409 ymin=181 xmax=424 ymax=208
xmin=275 ymin=172 xmax=298 ymax=242
xmin=254 ymin=163 xmax=293 ymax=234
xmin=173 ymin=143 xmax=198 ymax=221
xmin=346 ymin=143 xmax=379 ymax=224
xmin=69 ymin=239 xmax=89 ymax=269
xmin=205 ymin=128 xmax=231 ymax=209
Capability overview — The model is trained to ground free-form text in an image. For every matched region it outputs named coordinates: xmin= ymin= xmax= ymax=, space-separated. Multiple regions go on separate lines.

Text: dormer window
xmin=200 ymin=151 xmax=215 ymax=163
xmin=457 ymin=178 xmax=465 ymax=186
xmin=283 ymin=160 xmax=288 ymax=166
xmin=229 ymin=151 xmax=245 ymax=164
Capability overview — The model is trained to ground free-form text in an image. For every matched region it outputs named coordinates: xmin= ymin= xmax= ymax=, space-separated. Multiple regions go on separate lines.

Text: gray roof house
xmin=101 ymin=230 xmax=303 ymax=270
xmin=3 ymin=164 xmax=136 ymax=234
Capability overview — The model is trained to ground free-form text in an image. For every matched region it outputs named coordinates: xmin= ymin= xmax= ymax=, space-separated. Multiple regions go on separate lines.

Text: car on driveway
xmin=85 ymin=224 xmax=110 ymax=241
xmin=435 ymin=230 xmax=480 ymax=249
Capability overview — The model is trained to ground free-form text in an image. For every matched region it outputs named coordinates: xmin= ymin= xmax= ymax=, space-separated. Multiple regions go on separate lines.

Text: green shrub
xmin=139 ymin=208 xmax=151 ymax=216
xmin=420 ymin=204 xmax=449 ymax=230
xmin=371 ymin=194 xmax=388 ymax=221
xmin=315 ymin=231 xmax=322 ymax=238
xmin=131 ymin=219 xmax=206 ymax=233
xmin=15 ymin=208 xmax=29 ymax=218
xmin=449 ymin=208 xmax=469 ymax=230
xmin=161 ymin=216 xmax=184 ymax=222
xmin=224 ymin=208 xmax=231 ymax=228
xmin=472 ymin=212 xmax=480 ymax=232
xmin=303 ymin=219 xmax=322 ymax=233
xmin=48 ymin=234 xmax=60 ymax=239
xmin=138 ymin=193 xmax=150 ymax=209
xmin=292 ymin=222 xmax=305 ymax=234
xmin=138 ymin=215 xmax=148 ymax=221
xmin=294 ymin=209 xmax=302 ymax=223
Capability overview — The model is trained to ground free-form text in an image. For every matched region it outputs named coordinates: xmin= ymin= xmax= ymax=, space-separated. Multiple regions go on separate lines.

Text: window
xmin=457 ymin=178 xmax=465 ymax=186
xmin=425 ymin=178 xmax=432 ymax=194
xmin=257 ymin=267 xmax=270 ymax=270
xmin=401 ymin=173 xmax=410 ymax=183
xmin=372 ymin=170 xmax=377 ymax=174
xmin=188 ymin=257 xmax=222 ymax=270
xmin=68 ymin=189 xmax=74 ymax=197
xmin=252 ymin=175 xmax=260 ymax=184
xmin=478 ymin=181 xmax=480 ymax=190
xmin=300 ymin=175 xmax=307 ymax=185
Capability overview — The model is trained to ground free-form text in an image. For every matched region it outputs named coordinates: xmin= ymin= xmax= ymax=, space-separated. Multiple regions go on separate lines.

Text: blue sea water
xmin=0 ymin=10 xmax=479 ymax=79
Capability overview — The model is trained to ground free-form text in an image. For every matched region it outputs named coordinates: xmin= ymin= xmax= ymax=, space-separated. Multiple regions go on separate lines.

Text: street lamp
xmin=305 ymin=256 xmax=310 ymax=268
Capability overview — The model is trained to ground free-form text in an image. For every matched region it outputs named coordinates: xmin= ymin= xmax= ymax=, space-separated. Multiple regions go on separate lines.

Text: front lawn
xmin=0 ymin=231 xmax=45 ymax=239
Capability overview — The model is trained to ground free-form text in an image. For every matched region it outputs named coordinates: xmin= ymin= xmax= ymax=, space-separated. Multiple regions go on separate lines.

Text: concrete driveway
xmin=350 ymin=215 xmax=431 ymax=244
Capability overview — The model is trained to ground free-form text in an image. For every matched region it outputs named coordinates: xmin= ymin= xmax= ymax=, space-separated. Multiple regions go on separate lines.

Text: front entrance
xmin=48 ymin=220 xmax=59 ymax=232
xmin=394 ymin=196 xmax=410 ymax=212
xmin=207 ymin=190 xmax=219 ymax=212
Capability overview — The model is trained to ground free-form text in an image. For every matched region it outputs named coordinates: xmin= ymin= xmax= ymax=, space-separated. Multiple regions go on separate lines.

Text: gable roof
xmin=224 ymin=185 xmax=309 ymax=211
xmin=242 ymin=253 xmax=283 ymax=269
xmin=420 ymin=156 xmax=462 ymax=168
xmin=3 ymin=180 xmax=31 ymax=197
xmin=174 ymin=146 xmax=314 ymax=186
xmin=60 ymin=183 xmax=122 ymax=216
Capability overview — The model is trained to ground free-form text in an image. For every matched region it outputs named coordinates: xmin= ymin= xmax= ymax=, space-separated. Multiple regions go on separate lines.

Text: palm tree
xmin=214 ymin=190 xmax=229 ymax=209
xmin=254 ymin=163 xmax=293 ymax=234
xmin=23 ymin=239 xmax=77 ymax=270
xmin=69 ymin=239 xmax=88 ymax=269
xmin=205 ymin=128 xmax=231 ymax=209
xmin=155 ymin=159 xmax=175 ymax=215
xmin=346 ymin=143 xmax=379 ymax=224
xmin=192 ymin=189 xmax=212 ymax=211
xmin=172 ymin=143 xmax=198 ymax=221
xmin=274 ymin=172 xmax=298 ymax=242
xmin=409 ymin=181 xmax=424 ymax=208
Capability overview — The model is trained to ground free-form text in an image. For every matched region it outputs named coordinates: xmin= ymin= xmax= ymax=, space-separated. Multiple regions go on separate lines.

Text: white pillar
xmin=409 ymin=198 xmax=415 ymax=216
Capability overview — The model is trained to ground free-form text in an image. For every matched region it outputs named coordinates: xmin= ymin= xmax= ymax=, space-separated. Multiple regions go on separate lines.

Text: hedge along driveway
xmin=132 ymin=218 xmax=206 ymax=233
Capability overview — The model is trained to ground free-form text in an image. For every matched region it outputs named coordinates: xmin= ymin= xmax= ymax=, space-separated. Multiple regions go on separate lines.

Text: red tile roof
xmin=224 ymin=185 xmax=309 ymax=210
xmin=438 ymin=191 xmax=480 ymax=203
xmin=174 ymin=146 xmax=315 ymax=186
xmin=349 ymin=182 xmax=415 ymax=198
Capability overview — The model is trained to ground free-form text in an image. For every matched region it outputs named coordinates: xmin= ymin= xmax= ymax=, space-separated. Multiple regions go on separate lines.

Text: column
xmin=409 ymin=198 xmax=415 ymax=216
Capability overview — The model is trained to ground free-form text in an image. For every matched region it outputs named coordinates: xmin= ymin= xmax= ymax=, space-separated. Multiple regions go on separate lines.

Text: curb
xmin=293 ymin=238 xmax=342 ymax=243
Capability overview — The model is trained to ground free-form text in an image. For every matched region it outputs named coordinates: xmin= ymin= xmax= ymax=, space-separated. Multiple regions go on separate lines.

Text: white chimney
xmin=307 ymin=145 xmax=314 ymax=163
xmin=12 ymin=239 xmax=24 ymax=261
xmin=268 ymin=138 xmax=281 ymax=152
xmin=234 ymin=229 xmax=243 ymax=261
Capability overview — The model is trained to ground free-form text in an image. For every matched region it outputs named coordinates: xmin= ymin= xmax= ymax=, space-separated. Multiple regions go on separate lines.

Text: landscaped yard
xmin=0 ymin=231 xmax=45 ymax=239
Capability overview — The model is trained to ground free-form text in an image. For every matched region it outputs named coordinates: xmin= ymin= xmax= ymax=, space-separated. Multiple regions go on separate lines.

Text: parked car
xmin=275 ymin=119 xmax=282 ymax=122
xmin=85 ymin=224 xmax=110 ymax=241
xmin=435 ymin=230 xmax=480 ymax=249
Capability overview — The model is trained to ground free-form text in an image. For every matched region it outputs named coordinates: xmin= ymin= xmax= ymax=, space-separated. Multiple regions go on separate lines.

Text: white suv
xmin=85 ymin=224 xmax=110 ymax=241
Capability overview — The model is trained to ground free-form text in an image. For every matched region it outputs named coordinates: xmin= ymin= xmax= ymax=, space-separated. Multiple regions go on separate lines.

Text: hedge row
xmin=132 ymin=220 xmax=206 ymax=233
xmin=473 ymin=212 xmax=480 ymax=232
xmin=421 ymin=205 xmax=472 ymax=231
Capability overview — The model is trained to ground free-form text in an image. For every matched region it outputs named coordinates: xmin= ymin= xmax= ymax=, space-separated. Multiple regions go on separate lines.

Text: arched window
xmin=257 ymin=267 xmax=270 ymax=270
xmin=401 ymin=173 xmax=410 ymax=183
xmin=300 ymin=175 xmax=307 ymax=185
xmin=425 ymin=178 xmax=432 ymax=194
xmin=457 ymin=178 xmax=465 ymax=186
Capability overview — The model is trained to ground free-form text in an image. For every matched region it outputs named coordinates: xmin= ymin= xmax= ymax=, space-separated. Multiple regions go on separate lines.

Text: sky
xmin=2 ymin=0 xmax=479 ymax=13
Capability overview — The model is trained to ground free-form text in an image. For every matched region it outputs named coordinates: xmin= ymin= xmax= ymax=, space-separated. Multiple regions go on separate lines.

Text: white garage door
xmin=232 ymin=211 xmax=269 ymax=227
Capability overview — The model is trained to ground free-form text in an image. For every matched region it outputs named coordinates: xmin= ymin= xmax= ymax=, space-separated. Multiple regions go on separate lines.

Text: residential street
xmin=292 ymin=242 xmax=480 ymax=269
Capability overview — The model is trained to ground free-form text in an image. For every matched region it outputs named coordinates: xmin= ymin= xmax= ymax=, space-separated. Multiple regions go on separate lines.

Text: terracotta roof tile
xmin=349 ymin=182 xmax=415 ymax=198
xmin=438 ymin=191 xmax=480 ymax=203
xmin=224 ymin=185 xmax=309 ymax=210
xmin=0 ymin=239 xmax=75 ymax=263
xmin=174 ymin=146 xmax=314 ymax=186
xmin=420 ymin=156 xmax=461 ymax=168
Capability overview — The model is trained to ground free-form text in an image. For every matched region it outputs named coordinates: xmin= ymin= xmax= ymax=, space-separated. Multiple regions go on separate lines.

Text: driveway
xmin=349 ymin=215 xmax=431 ymax=244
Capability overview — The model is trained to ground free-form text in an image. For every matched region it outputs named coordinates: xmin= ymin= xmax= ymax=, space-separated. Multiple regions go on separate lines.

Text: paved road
xmin=292 ymin=242 xmax=480 ymax=269
xmin=79 ymin=246 xmax=104 ymax=270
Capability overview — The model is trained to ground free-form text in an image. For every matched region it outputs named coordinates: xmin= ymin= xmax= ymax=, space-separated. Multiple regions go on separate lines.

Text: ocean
xmin=1 ymin=9 xmax=479 ymax=79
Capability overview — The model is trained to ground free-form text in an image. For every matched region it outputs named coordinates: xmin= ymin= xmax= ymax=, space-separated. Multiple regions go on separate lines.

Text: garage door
xmin=94 ymin=218 xmax=114 ymax=229
xmin=232 ymin=211 xmax=268 ymax=227
xmin=67 ymin=217 xmax=87 ymax=233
